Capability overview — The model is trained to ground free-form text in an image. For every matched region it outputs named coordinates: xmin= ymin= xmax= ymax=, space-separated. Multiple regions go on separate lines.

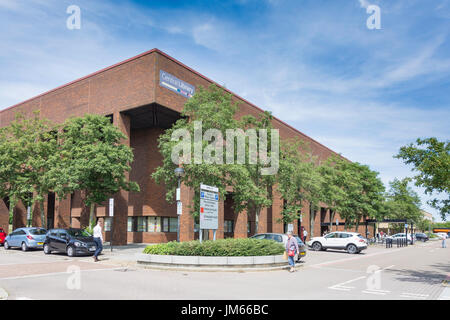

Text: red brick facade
xmin=0 ymin=49 xmax=374 ymax=242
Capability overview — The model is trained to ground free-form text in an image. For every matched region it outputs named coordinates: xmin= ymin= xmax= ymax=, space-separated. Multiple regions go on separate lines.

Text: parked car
xmin=250 ymin=233 xmax=307 ymax=260
xmin=414 ymin=233 xmax=429 ymax=242
xmin=0 ymin=228 xmax=7 ymax=246
xmin=307 ymin=232 xmax=368 ymax=254
xmin=387 ymin=233 xmax=413 ymax=244
xmin=44 ymin=228 xmax=97 ymax=257
xmin=4 ymin=227 xmax=47 ymax=251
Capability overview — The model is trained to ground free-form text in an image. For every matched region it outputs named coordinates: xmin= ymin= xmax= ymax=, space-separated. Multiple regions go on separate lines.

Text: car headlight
xmin=74 ymin=241 xmax=82 ymax=247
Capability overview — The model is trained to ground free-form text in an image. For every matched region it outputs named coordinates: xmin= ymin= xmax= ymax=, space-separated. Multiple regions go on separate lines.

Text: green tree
xmin=58 ymin=114 xmax=140 ymax=227
xmin=153 ymin=85 xmax=280 ymax=234
xmin=385 ymin=178 xmax=423 ymax=225
xmin=395 ymin=138 xmax=449 ymax=219
xmin=320 ymin=156 xmax=385 ymax=231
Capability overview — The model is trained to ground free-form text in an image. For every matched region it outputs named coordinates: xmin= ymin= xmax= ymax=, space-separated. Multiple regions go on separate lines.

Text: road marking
xmin=362 ymin=290 xmax=387 ymax=295
xmin=328 ymin=276 xmax=366 ymax=291
xmin=0 ymin=267 xmax=125 ymax=281
xmin=400 ymin=293 xmax=428 ymax=299
xmin=438 ymin=287 xmax=450 ymax=300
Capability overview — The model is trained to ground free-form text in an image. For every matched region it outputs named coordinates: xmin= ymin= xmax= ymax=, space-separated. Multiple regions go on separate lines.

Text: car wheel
xmin=21 ymin=242 xmax=28 ymax=252
xmin=67 ymin=246 xmax=75 ymax=257
xmin=312 ymin=242 xmax=322 ymax=251
xmin=43 ymin=244 xmax=51 ymax=254
xmin=346 ymin=244 xmax=357 ymax=254
xmin=4 ymin=241 xmax=10 ymax=250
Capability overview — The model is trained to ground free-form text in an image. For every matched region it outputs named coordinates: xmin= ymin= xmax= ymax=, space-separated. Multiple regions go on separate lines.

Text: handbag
xmin=283 ymin=251 xmax=288 ymax=260
xmin=288 ymin=250 xmax=295 ymax=257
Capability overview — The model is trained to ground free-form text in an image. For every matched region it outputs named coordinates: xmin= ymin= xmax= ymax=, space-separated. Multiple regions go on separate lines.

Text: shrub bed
xmin=143 ymin=238 xmax=285 ymax=256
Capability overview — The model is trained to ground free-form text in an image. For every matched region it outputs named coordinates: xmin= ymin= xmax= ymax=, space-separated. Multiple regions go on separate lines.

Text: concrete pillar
xmin=13 ymin=201 xmax=27 ymax=230
xmin=271 ymin=186 xmax=284 ymax=234
xmin=179 ymin=182 xmax=194 ymax=242
xmin=55 ymin=196 xmax=71 ymax=229
xmin=234 ymin=209 xmax=248 ymax=238
xmin=112 ymin=111 xmax=131 ymax=245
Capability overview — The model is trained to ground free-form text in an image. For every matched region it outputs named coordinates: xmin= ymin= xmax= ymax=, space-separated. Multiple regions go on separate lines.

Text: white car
xmin=436 ymin=232 xmax=448 ymax=239
xmin=307 ymin=232 xmax=367 ymax=254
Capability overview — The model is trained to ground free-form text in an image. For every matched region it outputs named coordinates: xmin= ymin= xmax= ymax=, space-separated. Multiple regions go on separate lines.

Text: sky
xmin=0 ymin=0 xmax=449 ymax=221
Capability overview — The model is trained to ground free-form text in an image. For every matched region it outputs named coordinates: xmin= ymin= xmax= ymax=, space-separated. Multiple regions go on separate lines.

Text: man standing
xmin=93 ymin=220 xmax=103 ymax=262
xmin=303 ymin=229 xmax=308 ymax=242
xmin=442 ymin=233 xmax=447 ymax=249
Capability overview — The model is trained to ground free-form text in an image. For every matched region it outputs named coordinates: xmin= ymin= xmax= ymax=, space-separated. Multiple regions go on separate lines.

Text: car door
xmin=56 ymin=231 xmax=69 ymax=252
xmin=47 ymin=230 xmax=60 ymax=251
xmin=337 ymin=233 xmax=353 ymax=249
xmin=11 ymin=229 xmax=26 ymax=247
xmin=323 ymin=232 xmax=339 ymax=248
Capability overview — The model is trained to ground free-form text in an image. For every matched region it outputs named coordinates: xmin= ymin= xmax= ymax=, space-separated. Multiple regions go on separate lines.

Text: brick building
xmin=0 ymin=49 xmax=374 ymax=244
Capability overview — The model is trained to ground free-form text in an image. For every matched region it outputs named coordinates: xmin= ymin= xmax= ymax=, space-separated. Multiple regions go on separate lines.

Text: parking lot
xmin=0 ymin=239 xmax=449 ymax=300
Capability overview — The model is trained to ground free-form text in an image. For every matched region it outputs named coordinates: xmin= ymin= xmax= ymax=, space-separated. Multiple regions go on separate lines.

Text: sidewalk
xmin=87 ymin=243 xmax=150 ymax=267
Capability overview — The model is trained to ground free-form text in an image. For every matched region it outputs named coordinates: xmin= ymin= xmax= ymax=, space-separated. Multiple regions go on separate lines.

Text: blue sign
xmin=200 ymin=192 xmax=205 ymax=198
xmin=159 ymin=70 xmax=195 ymax=98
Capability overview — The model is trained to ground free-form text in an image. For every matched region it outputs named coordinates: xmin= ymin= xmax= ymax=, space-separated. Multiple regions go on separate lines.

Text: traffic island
xmin=136 ymin=253 xmax=290 ymax=272
xmin=136 ymin=238 xmax=292 ymax=272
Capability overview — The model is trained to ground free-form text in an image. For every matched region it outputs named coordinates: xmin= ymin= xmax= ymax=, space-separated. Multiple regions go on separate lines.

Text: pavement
xmin=0 ymin=240 xmax=448 ymax=300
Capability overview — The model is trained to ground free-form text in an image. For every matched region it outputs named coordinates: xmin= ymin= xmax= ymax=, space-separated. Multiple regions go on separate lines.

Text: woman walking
xmin=285 ymin=231 xmax=299 ymax=273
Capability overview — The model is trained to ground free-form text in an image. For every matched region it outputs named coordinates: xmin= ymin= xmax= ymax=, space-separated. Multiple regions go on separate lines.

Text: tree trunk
xmin=89 ymin=203 xmax=96 ymax=227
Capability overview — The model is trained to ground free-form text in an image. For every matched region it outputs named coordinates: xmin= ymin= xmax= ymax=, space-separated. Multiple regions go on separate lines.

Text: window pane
xmin=162 ymin=217 xmax=169 ymax=232
xmin=137 ymin=217 xmax=147 ymax=232
xmin=127 ymin=217 xmax=133 ymax=232
xmin=169 ymin=217 xmax=178 ymax=233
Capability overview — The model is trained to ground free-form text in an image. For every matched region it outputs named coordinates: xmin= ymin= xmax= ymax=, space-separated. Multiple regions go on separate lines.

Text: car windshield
xmin=67 ymin=229 xmax=91 ymax=237
xmin=29 ymin=228 xmax=47 ymax=235
xmin=295 ymin=236 xmax=304 ymax=245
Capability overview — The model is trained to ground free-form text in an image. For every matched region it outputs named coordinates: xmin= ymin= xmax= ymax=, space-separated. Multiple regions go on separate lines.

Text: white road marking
xmin=0 ymin=267 xmax=124 ymax=281
xmin=328 ymin=276 xmax=366 ymax=291
xmin=362 ymin=290 xmax=387 ymax=295
xmin=438 ymin=287 xmax=450 ymax=300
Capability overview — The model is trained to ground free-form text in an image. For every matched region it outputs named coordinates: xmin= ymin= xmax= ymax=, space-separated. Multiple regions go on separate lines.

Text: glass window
xmin=325 ymin=233 xmax=338 ymax=239
xmin=247 ymin=222 xmax=251 ymax=233
xmin=67 ymin=229 xmax=90 ymax=237
xmin=127 ymin=217 xmax=134 ymax=232
xmin=224 ymin=220 xmax=234 ymax=233
xmin=169 ymin=217 xmax=178 ymax=233
xmin=274 ymin=235 xmax=283 ymax=242
xmin=137 ymin=217 xmax=147 ymax=232
xmin=252 ymin=234 xmax=265 ymax=240
xmin=29 ymin=228 xmax=47 ymax=235
xmin=148 ymin=217 xmax=161 ymax=233
xmin=162 ymin=217 xmax=169 ymax=232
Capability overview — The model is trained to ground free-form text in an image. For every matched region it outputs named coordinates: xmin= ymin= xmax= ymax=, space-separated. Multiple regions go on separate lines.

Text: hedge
xmin=143 ymin=238 xmax=285 ymax=256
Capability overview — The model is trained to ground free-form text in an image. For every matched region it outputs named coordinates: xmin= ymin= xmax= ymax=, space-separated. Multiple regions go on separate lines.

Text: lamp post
xmin=174 ymin=167 xmax=185 ymax=242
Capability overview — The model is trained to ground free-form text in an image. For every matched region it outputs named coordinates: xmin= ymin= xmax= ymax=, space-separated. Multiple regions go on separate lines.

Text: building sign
xmin=159 ymin=70 xmax=195 ymax=98
xmin=109 ymin=198 xmax=114 ymax=217
xmin=199 ymin=183 xmax=219 ymax=230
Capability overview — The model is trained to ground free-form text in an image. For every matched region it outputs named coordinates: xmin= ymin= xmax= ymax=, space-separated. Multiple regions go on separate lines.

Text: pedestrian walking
xmin=285 ymin=231 xmax=299 ymax=273
xmin=93 ymin=220 xmax=103 ymax=262
xmin=442 ymin=234 xmax=447 ymax=248
xmin=303 ymin=229 xmax=308 ymax=242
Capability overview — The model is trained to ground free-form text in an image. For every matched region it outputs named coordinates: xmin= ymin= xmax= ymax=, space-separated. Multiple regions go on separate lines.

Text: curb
xmin=136 ymin=253 xmax=293 ymax=272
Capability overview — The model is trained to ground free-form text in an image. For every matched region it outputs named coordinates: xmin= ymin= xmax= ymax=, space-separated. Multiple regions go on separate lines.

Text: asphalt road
xmin=0 ymin=240 xmax=449 ymax=300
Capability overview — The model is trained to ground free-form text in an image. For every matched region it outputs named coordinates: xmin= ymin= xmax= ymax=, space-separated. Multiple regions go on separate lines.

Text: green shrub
xmin=143 ymin=238 xmax=285 ymax=256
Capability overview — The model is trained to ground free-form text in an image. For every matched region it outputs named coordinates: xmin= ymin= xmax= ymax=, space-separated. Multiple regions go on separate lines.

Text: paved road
xmin=0 ymin=240 xmax=448 ymax=300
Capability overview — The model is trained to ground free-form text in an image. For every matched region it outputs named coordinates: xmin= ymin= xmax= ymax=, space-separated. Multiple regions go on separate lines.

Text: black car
xmin=44 ymin=228 xmax=97 ymax=257
xmin=414 ymin=233 xmax=429 ymax=242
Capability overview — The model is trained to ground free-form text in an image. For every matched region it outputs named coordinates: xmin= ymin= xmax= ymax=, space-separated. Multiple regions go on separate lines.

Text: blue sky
xmin=1 ymin=0 xmax=449 ymax=221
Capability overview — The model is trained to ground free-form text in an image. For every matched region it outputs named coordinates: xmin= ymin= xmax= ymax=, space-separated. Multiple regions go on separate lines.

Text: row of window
xmin=102 ymin=217 xmax=237 ymax=233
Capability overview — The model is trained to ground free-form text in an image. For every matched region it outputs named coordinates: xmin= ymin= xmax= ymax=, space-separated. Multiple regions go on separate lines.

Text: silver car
xmin=250 ymin=233 xmax=307 ymax=260
xmin=4 ymin=227 xmax=47 ymax=251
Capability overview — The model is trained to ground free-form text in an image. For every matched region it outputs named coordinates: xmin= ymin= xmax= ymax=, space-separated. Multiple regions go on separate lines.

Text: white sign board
xmin=199 ymin=184 xmax=219 ymax=230
xmin=109 ymin=198 xmax=114 ymax=217
xmin=177 ymin=201 xmax=182 ymax=215
xmin=288 ymin=224 xmax=294 ymax=232
xmin=27 ymin=206 xmax=31 ymax=220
